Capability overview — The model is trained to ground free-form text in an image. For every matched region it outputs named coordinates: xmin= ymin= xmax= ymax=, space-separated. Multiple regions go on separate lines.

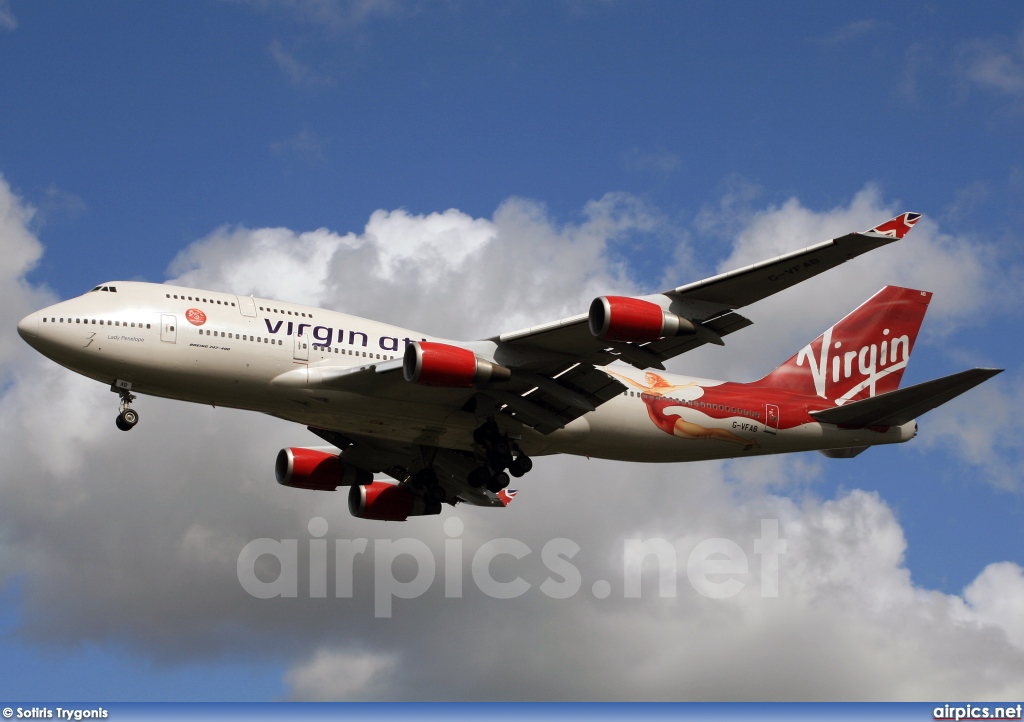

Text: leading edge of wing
xmin=661 ymin=212 xmax=922 ymax=312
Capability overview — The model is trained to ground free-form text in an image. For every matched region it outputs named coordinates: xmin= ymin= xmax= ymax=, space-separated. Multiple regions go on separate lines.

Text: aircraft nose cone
xmin=17 ymin=312 xmax=39 ymax=341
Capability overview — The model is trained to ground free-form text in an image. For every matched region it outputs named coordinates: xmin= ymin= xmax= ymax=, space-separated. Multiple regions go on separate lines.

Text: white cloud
xmin=285 ymin=648 xmax=399 ymax=700
xmin=167 ymin=193 xmax=652 ymax=339
xmin=269 ymin=39 xmax=334 ymax=87
xmin=961 ymin=562 xmax=1024 ymax=650
xmin=621 ymin=147 xmax=681 ymax=174
xmin=917 ymin=371 xmax=1024 ymax=491
xmin=270 ymin=129 xmax=330 ymax=164
xmin=236 ymin=0 xmax=408 ymax=31
xmin=0 ymin=0 xmax=16 ymax=31
xmin=817 ymin=19 xmax=880 ymax=46
xmin=0 ymin=175 xmax=55 ymax=371
xmin=3 ymin=175 xmax=1022 ymax=700
xmin=957 ymin=29 xmax=1024 ymax=98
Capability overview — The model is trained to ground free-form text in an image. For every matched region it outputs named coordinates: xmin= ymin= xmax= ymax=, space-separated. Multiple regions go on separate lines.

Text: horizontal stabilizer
xmin=810 ymin=368 xmax=1002 ymax=428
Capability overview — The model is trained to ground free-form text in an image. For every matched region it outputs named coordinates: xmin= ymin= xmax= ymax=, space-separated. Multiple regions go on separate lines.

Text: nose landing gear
xmin=111 ymin=381 xmax=139 ymax=431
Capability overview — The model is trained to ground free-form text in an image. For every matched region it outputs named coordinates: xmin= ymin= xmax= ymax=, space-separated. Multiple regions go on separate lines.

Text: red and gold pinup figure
xmin=608 ymin=370 xmax=758 ymax=450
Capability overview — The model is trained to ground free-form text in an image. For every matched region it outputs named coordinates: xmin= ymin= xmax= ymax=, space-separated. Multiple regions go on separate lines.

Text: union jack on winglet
xmin=497 ymin=489 xmax=518 ymax=506
xmin=867 ymin=212 xmax=922 ymax=239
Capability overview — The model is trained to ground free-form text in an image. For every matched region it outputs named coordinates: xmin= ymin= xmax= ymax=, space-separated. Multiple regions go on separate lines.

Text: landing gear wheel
xmin=468 ymin=467 xmax=490 ymax=488
xmin=509 ymin=455 xmax=532 ymax=477
xmin=487 ymin=448 xmax=514 ymax=471
xmin=115 ymin=409 xmax=138 ymax=431
xmin=486 ymin=471 xmax=510 ymax=493
xmin=113 ymin=383 xmax=139 ymax=431
xmin=427 ymin=485 xmax=447 ymax=503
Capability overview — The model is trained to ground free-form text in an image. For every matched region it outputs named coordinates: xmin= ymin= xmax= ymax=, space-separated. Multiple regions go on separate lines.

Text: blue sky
xmin=1 ymin=0 xmax=1024 ymax=702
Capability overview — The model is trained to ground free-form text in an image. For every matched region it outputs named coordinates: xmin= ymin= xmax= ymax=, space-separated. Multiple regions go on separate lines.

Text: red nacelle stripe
xmin=600 ymin=296 xmax=666 ymax=342
xmin=349 ymin=481 xmax=414 ymax=521
xmin=416 ymin=341 xmax=478 ymax=387
xmin=276 ymin=447 xmax=343 ymax=491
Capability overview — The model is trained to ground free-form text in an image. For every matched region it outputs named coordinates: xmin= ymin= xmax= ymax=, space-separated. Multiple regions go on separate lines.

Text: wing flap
xmin=484 ymin=364 xmax=627 ymax=434
xmin=810 ymin=368 xmax=1002 ymax=428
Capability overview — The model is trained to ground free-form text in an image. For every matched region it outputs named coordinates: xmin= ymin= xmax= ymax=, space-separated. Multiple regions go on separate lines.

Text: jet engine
xmin=588 ymin=296 xmax=697 ymax=343
xmin=403 ymin=341 xmax=511 ymax=387
xmin=348 ymin=481 xmax=442 ymax=521
xmin=275 ymin=447 xmax=372 ymax=491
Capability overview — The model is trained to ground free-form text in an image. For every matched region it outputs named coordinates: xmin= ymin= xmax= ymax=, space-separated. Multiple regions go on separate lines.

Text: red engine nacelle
xmin=348 ymin=481 xmax=442 ymax=521
xmin=588 ymin=296 xmax=696 ymax=343
xmin=403 ymin=341 xmax=511 ymax=387
xmin=275 ymin=448 xmax=373 ymax=491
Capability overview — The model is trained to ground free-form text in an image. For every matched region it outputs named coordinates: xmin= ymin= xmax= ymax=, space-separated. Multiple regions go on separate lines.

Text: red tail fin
xmin=756 ymin=286 xmax=932 ymax=404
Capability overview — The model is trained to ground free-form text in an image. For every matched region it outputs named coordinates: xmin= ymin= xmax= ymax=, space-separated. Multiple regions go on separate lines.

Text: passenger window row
xmin=627 ymin=390 xmax=761 ymax=419
xmin=45 ymin=317 xmax=151 ymax=329
xmin=258 ymin=305 xmax=312 ymax=319
xmin=197 ymin=328 xmax=282 ymax=345
xmin=165 ymin=293 xmax=236 ymax=307
xmin=311 ymin=345 xmax=392 ymax=360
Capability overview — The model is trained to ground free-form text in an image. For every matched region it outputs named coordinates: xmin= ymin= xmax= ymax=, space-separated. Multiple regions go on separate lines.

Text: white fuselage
xmin=17 ymin=282 xmax=916 ymax=463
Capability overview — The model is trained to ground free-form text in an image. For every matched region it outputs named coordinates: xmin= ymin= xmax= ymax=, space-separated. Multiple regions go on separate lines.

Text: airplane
xmin=16 ymin=212 xmax=1000 ymax=521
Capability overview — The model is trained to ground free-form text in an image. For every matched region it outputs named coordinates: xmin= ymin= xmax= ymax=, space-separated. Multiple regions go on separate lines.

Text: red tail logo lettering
xmin=758 ymin=286 xmax=931 ymax=404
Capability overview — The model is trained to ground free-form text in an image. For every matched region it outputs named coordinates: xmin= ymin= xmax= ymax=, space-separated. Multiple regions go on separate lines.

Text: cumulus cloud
xmin=621 ymin=147 xmax=681 ymax=175
xmin=168 ymin=193 xmax=654 ymax=339
xmin=285 ymin=648 xmax=399 ymax=700
xmin=956 ymin=29 xmax=1024 ymax=98
xmin=269 ymin=39 xmax=334 ymax=87
xmin=0 ymin=0 xmax=16 ymax=31
xmin=2 ymin=175 xmax=1022 ymax=701
xmin=816 ymin=19 xmax=880 ymax=46
xmin=0 ymin=175 xmax=56 ymax=371
xmin=235 ymin=0 xmax=409 ymax=31
xmin=917 ymin=371 xmax=1024 ymax=491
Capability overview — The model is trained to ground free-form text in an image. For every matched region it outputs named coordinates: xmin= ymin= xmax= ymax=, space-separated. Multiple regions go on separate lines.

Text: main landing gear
xmin=112 ymin=382 xmax=139 ymax=431
xmin=409 ymin=467 xmax=447 ymax=504
xmin=468 ymin=419 xmax=532 ymax=494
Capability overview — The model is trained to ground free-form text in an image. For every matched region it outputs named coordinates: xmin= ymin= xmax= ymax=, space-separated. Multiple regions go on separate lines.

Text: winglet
xmin=865 ymin=212 xmax=922 ymax=239
xmin=497 ymin=489 xmax=518 ymax=506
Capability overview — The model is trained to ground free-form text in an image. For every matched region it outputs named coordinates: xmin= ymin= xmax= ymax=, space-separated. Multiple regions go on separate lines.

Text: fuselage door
xmin=764 ymin=403 xmax=779 ymax=435
xmin=236 ymin=295 xmax=257 ymax=318
xmin=161 ymin=315 xmax=177 ymax=343
xmin=294 ymin=333 xmax=309 ymax=361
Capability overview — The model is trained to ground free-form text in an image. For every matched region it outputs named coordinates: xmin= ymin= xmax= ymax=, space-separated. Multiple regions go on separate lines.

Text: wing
xmin=492 ymin=212 xmax=921 ymax=370
xmin=479 ymin=213 xmax=921 ymax=432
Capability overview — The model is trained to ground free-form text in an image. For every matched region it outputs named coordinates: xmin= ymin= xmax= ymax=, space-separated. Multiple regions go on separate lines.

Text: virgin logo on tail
xmin=795 ymin=326 xmax=911 ymax=403
xmin=757 ymin=286 xmax=931 ymax=404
